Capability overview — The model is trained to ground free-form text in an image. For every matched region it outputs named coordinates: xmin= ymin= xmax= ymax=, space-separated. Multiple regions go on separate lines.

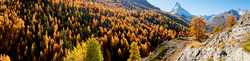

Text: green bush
xmin=149 ymin=47 xmax=168 ymax=61
xmin=243 ymin=42 xmax=250 ymax=52
xmin=207 ymin=58 xmax=214 ymax=61
xmin=175 ymin=37 xmax=184 ymax=40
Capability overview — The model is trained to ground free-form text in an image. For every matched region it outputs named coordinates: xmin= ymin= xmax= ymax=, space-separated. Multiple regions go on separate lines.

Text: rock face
xmin=143 ymin=37 xmax=201 ymax=61
xmin=143 ymin=40 xmax=186 ymax=61
xmin=177 ymin=11 xmax=250 ymax=61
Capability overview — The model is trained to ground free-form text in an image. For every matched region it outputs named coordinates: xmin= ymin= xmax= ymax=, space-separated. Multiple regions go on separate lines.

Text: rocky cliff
xmin=177 ymin=11 xmax=250 ymax=61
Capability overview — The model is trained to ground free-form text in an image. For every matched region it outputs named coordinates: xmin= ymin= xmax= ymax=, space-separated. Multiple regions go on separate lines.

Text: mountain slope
xmin=95 ymin=0 xmax=189 ymax=27
xmin=204 ymin=9 xmax=248 ymax=32
xmin=155 ymin=10 xmax=190 ymax=27
xmin=143 ymin=37 xmax=202 ymax=61
xmin=93 ymin=0 xmax=160 ymax=10
xmin=0 ymin=0 xmax=189 ymax=61
xmin=129 ymin=0 xmax=160 ymax=10
xmin=204 ymin=14 xmax=216 ymax=21
xmin=206 ymin=9 xmax=241 ymax=32
xmin=208 ymin=9 xmax=240 ymax=25
xmin=145 ymin=11 xmax=250 ymax=61
xmin=177 ymin=11 xmax=250 ymax=61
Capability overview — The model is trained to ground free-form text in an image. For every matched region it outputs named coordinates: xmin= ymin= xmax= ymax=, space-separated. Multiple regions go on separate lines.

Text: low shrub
xmin=243 ymin=42 xmax=250 ymax=52
xmin=175 ymin=37 xmax=184 ymax=40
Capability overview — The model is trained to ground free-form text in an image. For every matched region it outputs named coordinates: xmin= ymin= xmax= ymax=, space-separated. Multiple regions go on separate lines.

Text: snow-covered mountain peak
xmin=170 ymin=2 xmax=193 ymax=17
xmin=203 ymin=14 xmax=216 ymax=22
xmin=237 ymin=8 xmax=248 ymax=15
xmin=174 ymin=2 xmax=181 ymax=8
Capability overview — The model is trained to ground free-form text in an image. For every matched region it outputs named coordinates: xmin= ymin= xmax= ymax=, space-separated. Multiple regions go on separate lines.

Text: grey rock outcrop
xmin=143 ymin=40 xmax=186 ymax=61
xmin=177 ymin=11 xmax=250 ymax=61
xmin=143 ymin=37 xmax=199 ymax=61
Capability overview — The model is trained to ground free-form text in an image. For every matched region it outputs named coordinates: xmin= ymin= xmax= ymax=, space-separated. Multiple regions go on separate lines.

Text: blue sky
xmin=147 ymin=0 xmax=250 ymax=15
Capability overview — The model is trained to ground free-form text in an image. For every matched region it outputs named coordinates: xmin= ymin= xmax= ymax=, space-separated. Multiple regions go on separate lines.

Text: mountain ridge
xmin=206 ymin=9 xmax=241 ymax=32
xmin=92 ymin=0 xmax=161 ymax=10
xmin=169 ymin=2 xmax=248 ymax=32
xmin=129 ymin=0 xmax=161 ymax=10
xmin=237 ymin=8 xmax=248 ymax=15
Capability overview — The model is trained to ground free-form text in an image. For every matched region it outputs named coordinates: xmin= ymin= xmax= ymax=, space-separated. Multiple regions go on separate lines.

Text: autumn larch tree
xmin=227 ymin=15 xmax=236 ymax=28
xmin=118 ymin=48 xmax=123 ymax=59
xmin=187 ymin=15 xmax=208 ymax=39
xmin=219 ymin=26 xmax=223 ymax=32
xmin=64 ymin=41 xmax=86 ymax=61
xmin=127 ymin=42 xmax=141 ymax=61
xmin=0 ymin=54 xmax=11 ymax=61
xmin=212 ymin=26 xmax=219 ymax=33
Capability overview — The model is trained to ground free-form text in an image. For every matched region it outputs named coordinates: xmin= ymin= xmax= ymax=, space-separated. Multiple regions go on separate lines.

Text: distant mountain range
xmin=169 ymin=2 xmax=248 ymax=32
